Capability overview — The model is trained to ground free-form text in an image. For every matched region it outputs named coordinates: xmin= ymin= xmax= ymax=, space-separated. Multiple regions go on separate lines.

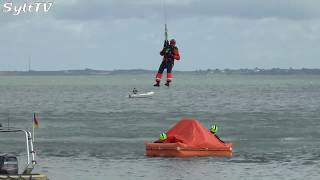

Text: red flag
xmin=33 ymin=113 xmax=39 ymax=128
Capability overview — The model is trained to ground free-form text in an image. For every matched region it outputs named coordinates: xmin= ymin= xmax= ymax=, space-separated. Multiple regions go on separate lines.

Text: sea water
xmin=0 ymin=74 xmax=319 ymax=180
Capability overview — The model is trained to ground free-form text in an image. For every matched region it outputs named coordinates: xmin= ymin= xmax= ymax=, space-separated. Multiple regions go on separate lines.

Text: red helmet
xmin=170 ymin=39 xmax=176 ymax=45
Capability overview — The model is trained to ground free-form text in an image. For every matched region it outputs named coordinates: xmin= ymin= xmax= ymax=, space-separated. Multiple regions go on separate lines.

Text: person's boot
xmin=153 ymin=80 xmax=160 ymax=87
xmin=165 ymin=79 xmax=171 ymax=87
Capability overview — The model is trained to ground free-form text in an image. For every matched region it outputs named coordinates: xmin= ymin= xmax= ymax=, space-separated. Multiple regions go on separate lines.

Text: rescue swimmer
xmin=154 ymin=39 xmax=180 ymax=87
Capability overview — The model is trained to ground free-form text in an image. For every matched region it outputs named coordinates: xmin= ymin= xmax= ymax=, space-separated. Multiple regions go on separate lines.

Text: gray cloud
xmin=1 ymin=0 xmax=320 ymax=70
xmin=51 ymin=0 xmax=320 ymax=22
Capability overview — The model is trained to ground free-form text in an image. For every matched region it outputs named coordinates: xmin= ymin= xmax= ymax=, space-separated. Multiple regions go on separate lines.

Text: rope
xmin=162 ymin=0 xmax=168 ymax=41
xmin=162 ymin=0 xmax=167 ymax=25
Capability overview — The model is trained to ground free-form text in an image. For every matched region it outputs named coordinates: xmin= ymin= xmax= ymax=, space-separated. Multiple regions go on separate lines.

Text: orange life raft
xmin=145 ymin=118 xmax=232 ymax=157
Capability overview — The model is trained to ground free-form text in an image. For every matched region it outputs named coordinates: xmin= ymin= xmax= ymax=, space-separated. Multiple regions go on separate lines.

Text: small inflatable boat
xmin=129 ymin=91 xmax=154 ymax=98
xmin=145 ymin=118 xmax=233 ymax=157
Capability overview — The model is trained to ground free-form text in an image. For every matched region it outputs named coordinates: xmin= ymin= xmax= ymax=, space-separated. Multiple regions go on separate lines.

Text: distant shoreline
xmin=1 ymin=68 xmax=320 ymax=76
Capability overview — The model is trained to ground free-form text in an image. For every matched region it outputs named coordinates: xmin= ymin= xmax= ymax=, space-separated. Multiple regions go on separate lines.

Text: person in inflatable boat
xmin=132 ymin=88 xmax=138 ymax=94
xmin=210 ymin=124 xmax=225 ymax=143
xmin=154 ymin=132 xmax=184 ymax=143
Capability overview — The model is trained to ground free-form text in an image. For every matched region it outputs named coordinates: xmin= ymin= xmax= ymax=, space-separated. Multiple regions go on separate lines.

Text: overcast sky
xmin=1 ymin=0 xmax=320 ymax=71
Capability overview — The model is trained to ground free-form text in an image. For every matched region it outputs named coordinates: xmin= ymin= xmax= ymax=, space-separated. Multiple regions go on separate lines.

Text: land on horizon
xmin=1 ymin=68 xmax=320 ymax=76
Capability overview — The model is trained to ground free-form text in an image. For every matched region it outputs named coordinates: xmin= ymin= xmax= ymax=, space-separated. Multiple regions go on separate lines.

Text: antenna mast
xmin=28 ymin=56 xmax=31 ymax=72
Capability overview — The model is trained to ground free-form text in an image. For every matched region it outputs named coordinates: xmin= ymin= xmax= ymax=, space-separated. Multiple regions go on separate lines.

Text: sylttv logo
xmin=2 ymin=1 xmax=54 ymax=15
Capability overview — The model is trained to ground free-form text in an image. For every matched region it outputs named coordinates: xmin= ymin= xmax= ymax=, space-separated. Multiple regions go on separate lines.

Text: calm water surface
xmin=0 ymin=74 xmax=319 ymax=180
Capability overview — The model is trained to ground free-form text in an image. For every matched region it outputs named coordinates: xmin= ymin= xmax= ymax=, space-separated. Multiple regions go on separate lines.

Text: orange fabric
xmin=173 ymin=48 xmax=180 ymax=60
xmin=154 ymin=136 xmax=184 ymax=143
xmin=161 ymin=118 xmax=228 ymax=149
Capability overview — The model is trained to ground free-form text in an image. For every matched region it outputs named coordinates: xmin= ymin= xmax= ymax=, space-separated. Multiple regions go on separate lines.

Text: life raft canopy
xmin=145 ymin=118 xmax=233 ymax=157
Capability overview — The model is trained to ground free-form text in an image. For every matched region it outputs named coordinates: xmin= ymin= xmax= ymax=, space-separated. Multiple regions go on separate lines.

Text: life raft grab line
xmin=146 ymin=142 xmax=232 ymax=151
